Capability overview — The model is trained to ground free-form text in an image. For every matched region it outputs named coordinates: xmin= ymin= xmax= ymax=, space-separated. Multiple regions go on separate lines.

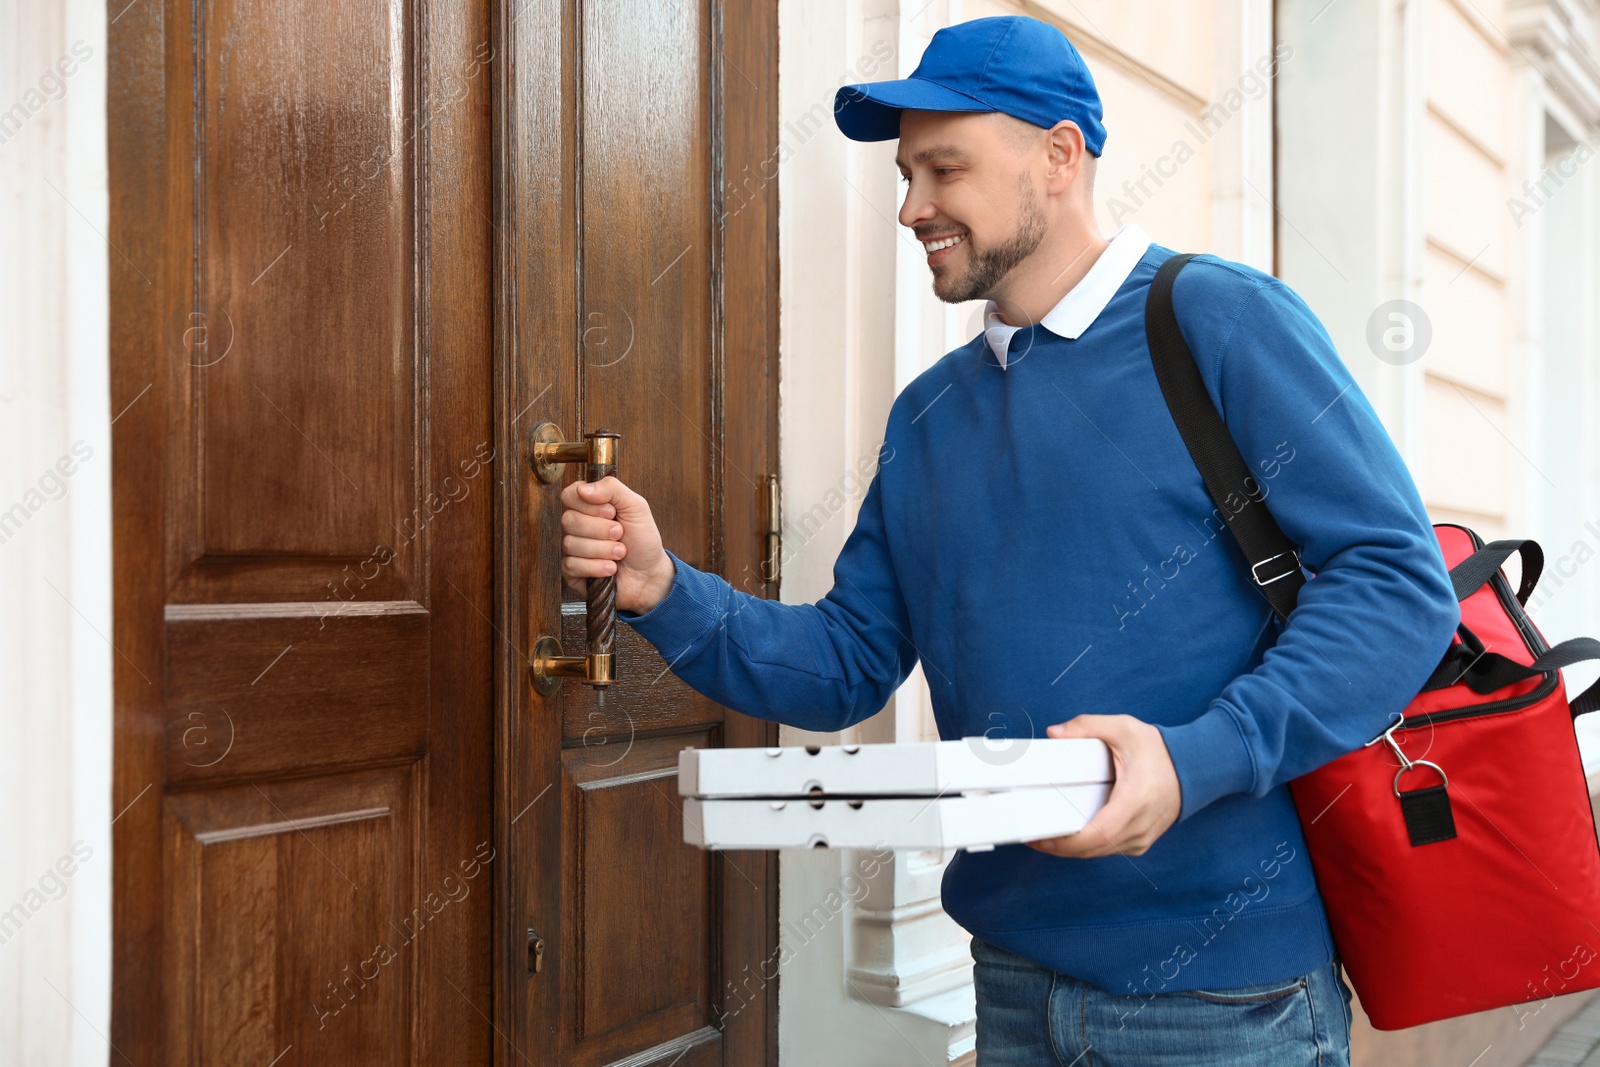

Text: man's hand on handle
xmin=559 ymin=475 xmax=675 ymax=614
xmin=1024 ymin=714 xmax=1183 ymax=859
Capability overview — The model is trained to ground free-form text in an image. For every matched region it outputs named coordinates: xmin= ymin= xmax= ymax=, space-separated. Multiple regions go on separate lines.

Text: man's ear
xmin=1043 ymin=120 xmax=1090 ymax=196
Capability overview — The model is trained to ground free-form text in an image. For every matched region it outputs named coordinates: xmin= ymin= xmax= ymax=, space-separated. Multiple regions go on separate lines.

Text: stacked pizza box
xmin=678 ymin=737 xmax=1115 ymax=851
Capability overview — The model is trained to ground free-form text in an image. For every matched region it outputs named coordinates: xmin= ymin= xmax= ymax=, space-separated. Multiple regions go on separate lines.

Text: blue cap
xmin=833 ymin=16 xmax=1107 ymax=155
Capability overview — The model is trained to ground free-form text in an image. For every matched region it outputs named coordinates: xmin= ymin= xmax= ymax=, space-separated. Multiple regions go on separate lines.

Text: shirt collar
xmin=981 ymin=222 xmax=1153 ymax=369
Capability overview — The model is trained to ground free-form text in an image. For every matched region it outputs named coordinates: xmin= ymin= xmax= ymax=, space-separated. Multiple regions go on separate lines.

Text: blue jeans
xmin=970 ymin=936 xmax=1354 ymax=1066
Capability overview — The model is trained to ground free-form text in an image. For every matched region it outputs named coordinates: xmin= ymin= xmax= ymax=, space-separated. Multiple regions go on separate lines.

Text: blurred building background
xmin=4 ymin=0 xmax=1600 ymax=1064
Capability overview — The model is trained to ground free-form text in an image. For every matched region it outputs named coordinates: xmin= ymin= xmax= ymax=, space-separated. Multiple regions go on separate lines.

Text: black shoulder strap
xmin=1144 ymin=253 xmax=1305 ymax=625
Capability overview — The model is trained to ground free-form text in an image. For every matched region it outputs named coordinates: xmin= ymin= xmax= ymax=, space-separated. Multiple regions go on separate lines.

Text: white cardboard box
xmin=682 ymin=783 xmax=1114 ymax=851
xmin=677 ymin=737 xmax=1112 ymax=798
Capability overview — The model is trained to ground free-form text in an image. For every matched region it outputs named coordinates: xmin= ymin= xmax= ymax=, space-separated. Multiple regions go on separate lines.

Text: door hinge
xmin=762 ymin=474 xmax=781 ymax=595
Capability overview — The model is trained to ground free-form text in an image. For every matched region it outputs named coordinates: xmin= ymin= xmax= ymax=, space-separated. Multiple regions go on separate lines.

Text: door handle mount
xmin=528 ymin=422 xmax=619 ymax=704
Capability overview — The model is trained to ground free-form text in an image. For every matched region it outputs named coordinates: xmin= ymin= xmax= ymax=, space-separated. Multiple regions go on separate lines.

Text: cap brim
xmin=833 ymin=78 xmax=996 ymax=142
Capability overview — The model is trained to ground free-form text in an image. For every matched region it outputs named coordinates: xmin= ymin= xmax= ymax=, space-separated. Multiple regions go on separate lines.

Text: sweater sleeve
xmin=616 ymin=462 xmax=920 ymax=733
xmin=1153 ymin=277 xmax=1462 ymax=822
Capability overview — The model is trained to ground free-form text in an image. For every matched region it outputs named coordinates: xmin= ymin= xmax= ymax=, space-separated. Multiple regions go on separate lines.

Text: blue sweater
xmin=619 ymin=242 xmax=1461 ymax=995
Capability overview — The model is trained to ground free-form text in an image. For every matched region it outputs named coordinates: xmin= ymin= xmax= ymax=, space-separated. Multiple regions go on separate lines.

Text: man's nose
xmin=898 ymin=184 xmax=937 ymax=229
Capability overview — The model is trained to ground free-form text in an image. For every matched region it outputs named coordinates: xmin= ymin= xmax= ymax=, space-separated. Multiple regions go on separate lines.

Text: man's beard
xmin=932 ymin=174 xmax=1048 ymax=305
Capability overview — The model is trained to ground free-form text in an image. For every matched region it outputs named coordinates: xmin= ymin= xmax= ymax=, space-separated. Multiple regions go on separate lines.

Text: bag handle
xmin=1419 ymin=538 xmax=1595 ymax=710
xmin=1424 ymin=634 xmax=1600 ymax=717
xmin=1145 ymin=254 xmax=1304 ymax=625
xmin=1449 ymin=539 xmax=1543 ymax=606
xmin=1539 ymin=639 xmax=1600 ymax=716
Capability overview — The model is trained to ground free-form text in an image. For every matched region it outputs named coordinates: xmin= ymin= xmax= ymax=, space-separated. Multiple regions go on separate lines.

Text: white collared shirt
xmin=982 ymin=222 xmax=1153 ymax=368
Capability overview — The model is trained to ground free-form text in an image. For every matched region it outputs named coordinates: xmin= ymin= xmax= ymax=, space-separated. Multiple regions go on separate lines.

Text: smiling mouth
xmin=921 ymin=233 xmax=966 ymax=253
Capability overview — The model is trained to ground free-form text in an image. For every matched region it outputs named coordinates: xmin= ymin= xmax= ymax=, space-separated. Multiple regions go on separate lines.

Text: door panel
xmin=499 ymin=0 xmax=780 ymax=1063
xmin=162 ymin=604 xmax=430 ymax=785
xmin=111 ymin=0 xmax=495 ymax=1062
xmin=165 ymin=768 xmax=417 ymax=1062
xmin=184 ymin=0 xmax=415 ymax=564
xmin=579 ymin=0 xmax=713 ymax=565
xmin=561 ymin=734 xmax=714 ymax=1055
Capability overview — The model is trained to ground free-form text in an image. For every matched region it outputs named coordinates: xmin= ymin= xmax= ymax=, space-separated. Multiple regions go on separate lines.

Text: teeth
xmin=923 ymin=234 xmax=965 ymax=252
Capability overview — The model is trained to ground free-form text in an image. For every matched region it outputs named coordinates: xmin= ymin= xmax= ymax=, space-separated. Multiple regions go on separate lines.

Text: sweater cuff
xmin=1154 ymin=700 xmax=1257 ymax=822
xmin=617 ymin=548 xmax=725 ymax=658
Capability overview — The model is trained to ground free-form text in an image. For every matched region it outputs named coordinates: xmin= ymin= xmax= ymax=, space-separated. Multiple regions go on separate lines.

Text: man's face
xmin=895 ymin=110 xmax=1049 ymax=305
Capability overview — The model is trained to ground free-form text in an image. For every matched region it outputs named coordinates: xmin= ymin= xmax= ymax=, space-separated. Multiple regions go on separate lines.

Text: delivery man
xmin=557 ymin=14 xmax=1459 ymax=1065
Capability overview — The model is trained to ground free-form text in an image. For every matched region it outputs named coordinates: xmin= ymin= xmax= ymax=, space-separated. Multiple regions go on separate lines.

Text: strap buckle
xmin=1251 ymin=550 xmax=1301 ymax=586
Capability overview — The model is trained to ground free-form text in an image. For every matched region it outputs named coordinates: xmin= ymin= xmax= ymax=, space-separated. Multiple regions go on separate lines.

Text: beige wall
xmin=1424 ymin=0 xmax=1518 ymax=535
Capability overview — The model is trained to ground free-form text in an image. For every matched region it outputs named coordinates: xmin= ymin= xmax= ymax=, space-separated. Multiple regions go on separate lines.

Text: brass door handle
xmin=528 ymin=422 xmax=619 ymax=704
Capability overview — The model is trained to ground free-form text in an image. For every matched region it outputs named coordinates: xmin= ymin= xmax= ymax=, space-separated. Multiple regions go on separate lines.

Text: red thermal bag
xmin=1288 ymin=526 xmax=1600 ymax=1028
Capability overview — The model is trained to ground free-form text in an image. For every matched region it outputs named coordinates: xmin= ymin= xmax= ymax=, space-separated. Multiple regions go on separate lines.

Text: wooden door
xmin=108 ymin=0 xmax=499 ymax=1062
xmin=109 ymin=0 xmax=779 ymax=1064
xmin=498 ymin=1 xmax=780 ymax=1064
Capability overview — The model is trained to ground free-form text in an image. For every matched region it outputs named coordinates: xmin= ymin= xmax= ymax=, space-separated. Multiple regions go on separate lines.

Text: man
xmin=558 ymin=14 xmax=1459 ymax=1065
